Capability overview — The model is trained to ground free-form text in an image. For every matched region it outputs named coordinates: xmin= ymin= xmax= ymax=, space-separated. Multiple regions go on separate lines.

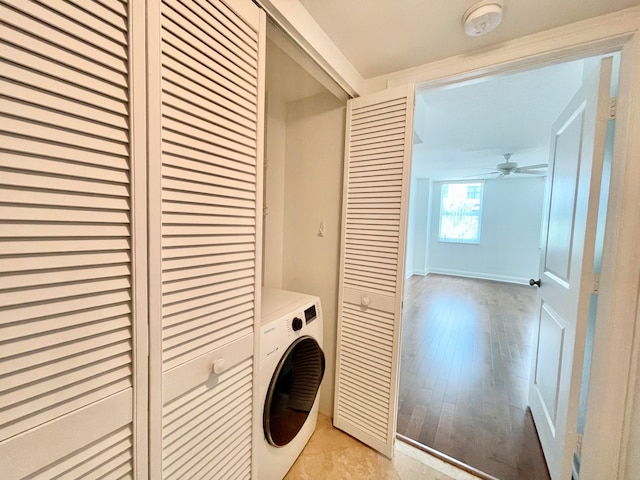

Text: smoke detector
xmin=462 ymin=0 xmax=504 ymax=37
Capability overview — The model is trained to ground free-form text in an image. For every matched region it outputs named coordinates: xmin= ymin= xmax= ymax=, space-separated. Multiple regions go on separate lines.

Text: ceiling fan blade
xmin=518 ymin=163 xmax=548 ymax=170
xmin=515 ymin=170 xmax=547 ymax=175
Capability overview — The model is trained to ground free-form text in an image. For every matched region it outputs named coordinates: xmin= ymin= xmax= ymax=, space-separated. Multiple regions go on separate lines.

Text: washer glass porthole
xmin=263 ymin=336 xmax=325 ymax=447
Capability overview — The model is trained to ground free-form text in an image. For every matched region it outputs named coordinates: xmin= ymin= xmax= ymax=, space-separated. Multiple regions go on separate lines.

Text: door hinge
xmin=576 ymin=433 xmax=583 ymax=457
xmin=593 ymin=273 xmax=600 ymax=293
xmin=609 ymin=98 xmax=616 ymax=120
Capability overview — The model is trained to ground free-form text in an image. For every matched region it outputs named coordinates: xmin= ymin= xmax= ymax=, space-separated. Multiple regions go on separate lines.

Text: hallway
xmin=397 ymin=274 xmax=550 ymax=480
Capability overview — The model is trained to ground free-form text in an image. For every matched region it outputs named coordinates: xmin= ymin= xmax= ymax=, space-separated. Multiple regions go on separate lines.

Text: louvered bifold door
xmin=0 ymin=1 xmax=141 ymax=479
xmin=334 ymin=85 xmax=414 ymax=457
xmin=156 ymin=0 xmax=264 ymax=478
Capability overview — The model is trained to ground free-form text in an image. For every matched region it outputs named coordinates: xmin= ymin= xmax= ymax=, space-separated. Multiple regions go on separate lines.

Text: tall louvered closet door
xmin=0 ymin=1 xmax=146 ymax=479
xmin=334 ymin=85 xmax=414 ymax=457
xmin=150 ymin=0 xmax=264 ymax=478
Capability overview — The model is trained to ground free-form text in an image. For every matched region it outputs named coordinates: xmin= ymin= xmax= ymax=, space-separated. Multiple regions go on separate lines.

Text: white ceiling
xmin=411 ymin=57 xmax=590 ymax=180
xmin=298 ymin=0 xmax=640 ymax=78
xmin=265 ymin=9 xmax=620 ymax=183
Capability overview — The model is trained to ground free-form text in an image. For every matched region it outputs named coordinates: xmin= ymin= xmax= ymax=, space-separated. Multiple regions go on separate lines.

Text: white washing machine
xmin=257 ymin=287 xmax=325 ymax=480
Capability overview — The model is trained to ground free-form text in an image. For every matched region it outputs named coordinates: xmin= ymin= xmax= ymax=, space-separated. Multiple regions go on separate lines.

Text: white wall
xmin=405 ymin=178 xmax=430 ymax=277
xmin=405 ymin=178 xmax=417 ymax=277
xmin=428 ymin=177 xmax=545 ymax=284
xmin=263 ymin=92 xmax=287 ymax=288
xmin=282 ymin=92 xmax=345 ymax=416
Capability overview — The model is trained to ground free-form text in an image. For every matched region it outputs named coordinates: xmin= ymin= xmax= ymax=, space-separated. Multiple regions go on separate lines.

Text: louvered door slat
xmin=163 ymin=191 xmax=255 ymax=211
xmin=162 ymin=292 xmax=253 ymax=329
xmin=0 ymin=171 xmax=127 ymax=195
xmin=1 ymin=97 xmax=127 ymax=142
xmin=65 ymin=0 xmax=127 ymax=36
xmin=1 ymin=118 xmax=128 ymax=157
xmin=163 ymin=307 xmax=253 ymax=350
xmin=191 ymin=0 xmax=258 ymax=57
xmin=0 ymin=80 xmax=127 ymax=129
xmin=163 ymin=164 xmax=254 ymax=193
xmin=162 ymin=129 xmax=254 ymax=167
xmin=351 ymin=131 xmax=406 ymax=146
xmin=0 ymin=151 xmax=128 ymax=183
xmin=89 ymin=0 xmax=128 ymax=25
xmin=162 ymin=54 xmax=257 ymax=124
xmin=0 ymin=1 xmax=136 ymax=477
xmin=35 ymin=0 xmax=128 ymax=44
xmin=0 ymin=342 xmax=131 ymax=390
xmin=1 ymin=140 xmax=128 ymax=173
xmin=1 ymin=237 xmax=129 ymax=256
xmin=1 ymin=189 xmax=128 ymax=212
xmin=161 ymin=18 xmax=255 ymax=98
xmin=0 ymin=251 xmax=130 ymax=274
xmin=0 ymin=4 xmax=127 ymax=69
xmin=2 ymin=303 xmax=129 ymax=339
xmin=0 ymin=41 xmax=127 ymax=102
xmin=162 ymin=104 xmax=256 ymax=151
xmin=156 ymin=0 xmax=263 ymax=477
xmin=164 ymin=0 xmax=256 ymax=67
xmin=162 ymin=234 xmax=254 ymax=248
xmin=0 ymin=314 xmax=130 ymax=358
xmin=1 ymin=354 xmax=130 ymax=407
xmin=0 ymin=26 xmax=126 ymax=88
xmin=0 ymin=62 xmax=124 ymax=116
xmin=162 ymin=141 xmax=257 ymax=174
xmin=335 ymin=86 xmax=413 ymax=457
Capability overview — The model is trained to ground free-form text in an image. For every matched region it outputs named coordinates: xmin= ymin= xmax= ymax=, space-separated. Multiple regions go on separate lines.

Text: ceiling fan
xmin=471 ymin=153 xmax=548 ymax=178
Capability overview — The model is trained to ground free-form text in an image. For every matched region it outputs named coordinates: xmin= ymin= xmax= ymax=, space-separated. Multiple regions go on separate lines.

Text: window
xmin=439 ymin=182 xmax=483 ymax=244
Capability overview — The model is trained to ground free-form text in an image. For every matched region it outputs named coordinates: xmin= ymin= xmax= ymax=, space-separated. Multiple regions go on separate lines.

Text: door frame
xmin=261 ymin=4 xmax=640 ymax=477
xmin=385 ymin=12 xmax=640 ymax=480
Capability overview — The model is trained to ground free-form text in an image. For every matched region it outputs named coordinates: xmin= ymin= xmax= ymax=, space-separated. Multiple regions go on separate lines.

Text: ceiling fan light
xmin=462 ymin=0 xmax=504 ymax=37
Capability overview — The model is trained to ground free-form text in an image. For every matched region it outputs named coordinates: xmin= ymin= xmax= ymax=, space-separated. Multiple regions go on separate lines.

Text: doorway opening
xmin=398 ymin=52 xmax=619 ymax=480
xmin=262 ymin=20 xmax=347 ymax=421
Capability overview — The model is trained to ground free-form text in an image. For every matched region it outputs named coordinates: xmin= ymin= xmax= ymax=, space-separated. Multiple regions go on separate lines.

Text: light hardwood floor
xmin=397 ymin=274 xmax=550 ymax=480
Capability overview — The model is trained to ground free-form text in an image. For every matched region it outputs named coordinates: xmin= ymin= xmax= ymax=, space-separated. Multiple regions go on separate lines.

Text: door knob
xmin=529 ymin=278 xmax=541 ymax=287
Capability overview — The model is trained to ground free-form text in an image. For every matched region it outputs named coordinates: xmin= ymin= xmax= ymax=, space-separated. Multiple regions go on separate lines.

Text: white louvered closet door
xmin=334 ymin=85 xmax=414 ymax=457
xmin=154 ymin=0 xmax=264 ymax=478
xmin=0 ymin=1 xmax=144 ymax=479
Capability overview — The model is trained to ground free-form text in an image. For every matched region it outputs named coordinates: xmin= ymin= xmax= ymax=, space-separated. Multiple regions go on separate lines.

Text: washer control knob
xmin=292 ymin=317 xmax=303 ymax=331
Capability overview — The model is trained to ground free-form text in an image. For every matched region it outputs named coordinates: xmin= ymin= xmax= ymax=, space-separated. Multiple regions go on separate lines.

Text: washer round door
xmin=264 ymin=335 xmax=325 ymax=447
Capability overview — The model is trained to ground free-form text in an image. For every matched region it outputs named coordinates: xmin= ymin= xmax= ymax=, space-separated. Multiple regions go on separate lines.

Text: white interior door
xmin=334 ymin=85 xmax=414 ymax=457
xmin=152 ymin=0 xmax=265 ymax=478
xmin=0 ymin=1 xmax=144 ymax=478
xmin=529 ymin=57 xmax=613 ymax=480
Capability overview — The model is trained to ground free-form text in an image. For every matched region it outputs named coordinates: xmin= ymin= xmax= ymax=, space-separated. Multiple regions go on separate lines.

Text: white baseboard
xmin=405 ymin=269 xmax=428 ymax=278
xmin=428 ymin=268 xmax=529 ymax=285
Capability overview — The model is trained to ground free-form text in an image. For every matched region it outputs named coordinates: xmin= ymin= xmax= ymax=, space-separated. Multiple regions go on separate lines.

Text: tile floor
xmin=284 ymin=414 xmax=483 ymax=480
